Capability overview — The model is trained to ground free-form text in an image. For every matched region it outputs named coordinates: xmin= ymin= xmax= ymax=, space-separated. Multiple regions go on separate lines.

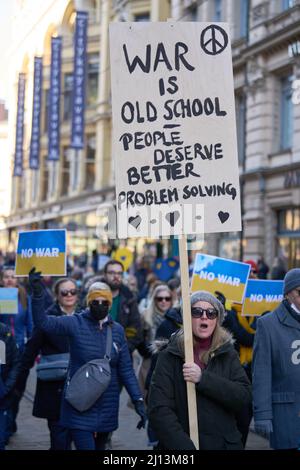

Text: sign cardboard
xmin=15 ymin=229 xmax=67 ymax=276
xmin=109 ymin=22 xmax=241 ymax=238
xmin=191 ymin=253 xmax=250 ymax=304
xmin=0 ymin=288 xmax=18 ymax=314
xmin=242 ymin=279 xmax=284 ymax=317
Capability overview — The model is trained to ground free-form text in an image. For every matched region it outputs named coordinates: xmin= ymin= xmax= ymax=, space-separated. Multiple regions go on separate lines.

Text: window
xmin=278 ymin=208 xmax=300 ymax=234
xmin=213 ymin=0 xmax=222 ymax=21
xmin=63 ymin=73 xmax=73 ymax=121
xmin=282 ymin=0 xmax=295 ymax=11
xmin=240 ymin=0 xmax=249 ymax=38
xmin=41 ymin=157 xmax=49 ymax=201
xmin=87 ymin=54 xmax=99 ymax=106
xmin=61 ymin=148 xmax=70 ymax=196
xmin=44 ymin=89 xmax=49 ymax=133
xmin=280 ymin=75 xmax=293 ymax=150
xmin=85 ymin=135 xmax=96 ymax=190
xmin=134 ymin=13 xmax=150 ymax=22
xmin=236 ymin=94 xmax=246 ymax=166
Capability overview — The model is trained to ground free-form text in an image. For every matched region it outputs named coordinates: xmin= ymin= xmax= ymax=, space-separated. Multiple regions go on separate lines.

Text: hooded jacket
xmin=148 ymin=328 xmax=252 ymax=450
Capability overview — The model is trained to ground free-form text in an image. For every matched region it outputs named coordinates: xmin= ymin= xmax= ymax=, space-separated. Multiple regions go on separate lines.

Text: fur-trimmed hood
xmin=151 ymin=326 xmax=234 ymax=360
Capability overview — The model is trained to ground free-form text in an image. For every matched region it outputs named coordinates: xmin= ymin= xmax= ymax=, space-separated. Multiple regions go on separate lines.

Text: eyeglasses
xmin=191 ymin=307 xmax=218 ymax=320
xmin=59 ymin=289 xmax=77 ymax=297
xmin=106 ymin=271 xmax=123 ymax=277
xmin=90 ymin=299 xmax=110 ymax=307
xmin=156 ymin=296 xmax=171 ymax=302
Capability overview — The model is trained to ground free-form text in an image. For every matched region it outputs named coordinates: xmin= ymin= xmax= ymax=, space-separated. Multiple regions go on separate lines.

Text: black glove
xmin=215 ymin=291 xmax=226 ymax=307
xmin=0 ymin=376 xmax=6 ymax=400
xmin=134 ymin=399 xmax=147 ymax=429
xmin=28 ymin=267 xmax=43 ymax=297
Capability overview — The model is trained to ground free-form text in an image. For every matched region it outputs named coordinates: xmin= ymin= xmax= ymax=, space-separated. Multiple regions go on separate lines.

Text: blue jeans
xmin=71 ymin=430 xmax=109 ymax=450
xmin=0 ymin=409 xmax=7 ymax=450
xmin=47 ymin=420 xmax=72 ymax=450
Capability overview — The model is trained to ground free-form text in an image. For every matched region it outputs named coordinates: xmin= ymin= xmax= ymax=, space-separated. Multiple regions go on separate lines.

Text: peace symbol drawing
xmin=200 ymin=25 xmax=228 ymax=56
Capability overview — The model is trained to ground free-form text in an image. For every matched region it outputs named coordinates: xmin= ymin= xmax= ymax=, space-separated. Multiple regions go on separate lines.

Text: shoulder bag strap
xmin=105 ymin=325 xmax=113 ymax=360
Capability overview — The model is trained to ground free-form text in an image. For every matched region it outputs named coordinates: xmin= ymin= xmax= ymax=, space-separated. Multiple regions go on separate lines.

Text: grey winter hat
xmin=190 ymin=290 xmax=225 ymax=324
xmin=283 ymin=268 xmax=300 ymax=295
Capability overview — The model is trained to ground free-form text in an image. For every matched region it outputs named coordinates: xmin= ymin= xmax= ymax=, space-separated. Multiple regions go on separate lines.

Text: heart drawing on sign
xmin=218 ymin=211 xmax=230 ymax=224
xmin=165 ymin=211 xmax=180 ymax=227
xmin=128 ymin=215 xmax=142 ymax=230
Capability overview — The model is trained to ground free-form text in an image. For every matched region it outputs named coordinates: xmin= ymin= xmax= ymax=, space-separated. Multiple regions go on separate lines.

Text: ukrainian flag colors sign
xmin=0 ymin=288 xmax=18 ymax=314
xmin=242 ymin=279 xmax=284 ymax=316
xmin=191 ymin=254 xmax=250 ymax=304
xmin=15 ymin=230 xmax=67 ymax=276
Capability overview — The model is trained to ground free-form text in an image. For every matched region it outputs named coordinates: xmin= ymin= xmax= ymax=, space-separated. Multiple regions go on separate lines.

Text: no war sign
xmin=191 ymin=254 xmax=250 ymax=304
xmin=242 ymin=279 xmax=284 ymax=316
xmin=15 ymin=230 xmax=67 ymax=276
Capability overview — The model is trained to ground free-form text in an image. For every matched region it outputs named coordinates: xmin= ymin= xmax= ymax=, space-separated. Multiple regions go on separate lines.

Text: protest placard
xmin=15 ymin=229 xmax=67 ymax=276
xmin=0 ymin=288 xmax=18 ymax=314
xmin=113 ymin=247 xmax=134 ymax=271
xmin=242 ymin=279 xmax=284 ymax=316
xmin=109 ymin=22 xmax=241 ymax=238
xmin=191 ymin=254 xmax=250 ymax=304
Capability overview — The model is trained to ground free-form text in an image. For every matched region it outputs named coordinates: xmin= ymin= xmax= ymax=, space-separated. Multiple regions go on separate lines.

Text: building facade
xmin=4 ymin=0 xmax=300 ymax=268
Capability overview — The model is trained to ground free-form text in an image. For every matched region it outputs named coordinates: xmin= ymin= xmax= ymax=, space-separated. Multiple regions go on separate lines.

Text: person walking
xmin=252 ymin=268 xmax=300 ymax=450
xmin=0 ymin=323 xmax=19 ymax=450
xmin=148 ymin=291 xmax=252 ymax=450
xmin=103 ymin=260 xmax=142 ymax=355
xmin=29 ymin=269 xmax=146 ymax=450
xmin=16 ymin=278 xmax=79 ymax=450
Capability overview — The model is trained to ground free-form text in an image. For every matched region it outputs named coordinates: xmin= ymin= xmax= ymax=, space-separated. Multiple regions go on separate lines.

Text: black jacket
xmin=116 ymin=285 xmax=142 ymax=353
xmin=0 ymin=322 xmax=20 ymax=410
xmin=16 ymin=302 xmax=70 ymax=420
xmin=148 ymin=329 xmax=252 ymax=450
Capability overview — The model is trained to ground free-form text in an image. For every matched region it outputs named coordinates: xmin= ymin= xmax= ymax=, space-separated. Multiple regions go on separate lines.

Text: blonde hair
xmin=143 ymin=284 xmax=172 ymax=328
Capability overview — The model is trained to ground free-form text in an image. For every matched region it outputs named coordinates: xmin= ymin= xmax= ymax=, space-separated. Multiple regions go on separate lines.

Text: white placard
xmin=110 ymin=22 xmax=241 ymax=238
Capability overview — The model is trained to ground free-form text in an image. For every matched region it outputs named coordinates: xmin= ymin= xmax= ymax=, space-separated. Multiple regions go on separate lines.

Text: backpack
xmin=65 ymin=325 xmax=112 ymax=412
xmin=36 ymin=353 xmax=70 ymax=381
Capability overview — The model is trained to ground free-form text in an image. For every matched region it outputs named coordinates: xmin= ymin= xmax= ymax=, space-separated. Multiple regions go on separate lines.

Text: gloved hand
xmin=0 ymin=376 xmax=6 ymax=400
xmin=215 ymin=291 xmax=226 ymax=307
xmin=254 ymin=419 xmax=273 ymax=438
xmin=134 ymin=399 xmax=147 ymax=429
xmin=28 ymin=267 xmax=43 ymax=297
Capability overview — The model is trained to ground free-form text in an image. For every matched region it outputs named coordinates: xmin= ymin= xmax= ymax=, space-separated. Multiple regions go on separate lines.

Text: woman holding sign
xmin=148 ymin=291 xmax=252 ymax=450
xmin=28 ymin=269 xmax=146 ymax=451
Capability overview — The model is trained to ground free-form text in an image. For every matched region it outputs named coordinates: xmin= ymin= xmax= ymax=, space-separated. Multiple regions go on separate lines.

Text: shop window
xmin=87 ymin=54 xmax=99 ymax=106
xmin=63 ymin=73 xmax=73 ymax=121
xmin=134 ymin=13 xmax=150 ymax=22
xmin=41 ymin=157 xmax=49 ymax=201
xmin=236 ymin=94 xmax=246 ymax=166
xmin=280 ymin=75 xmax=293 ymax=150
xmin=61 ymin=147 xmax=70 ymax=196
xmin=85 ymin=135 xmax=96 ymax=190
xmin=278 ymin=208 xmax=300 ymax=233
xmin=44 ymin=89 xmax=49 ymax=133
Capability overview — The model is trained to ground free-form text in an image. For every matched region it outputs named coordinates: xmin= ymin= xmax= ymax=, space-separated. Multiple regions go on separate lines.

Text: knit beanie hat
xmin=283 ymin=268 xmax=300 ymax=295
xmin=87 ymin=282 xmax=113 ymax=306
xmin=190 ymin=290 xmax=225 ymax=324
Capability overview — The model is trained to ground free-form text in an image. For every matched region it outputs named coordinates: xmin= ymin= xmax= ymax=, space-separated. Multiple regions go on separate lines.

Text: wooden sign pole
xmin=178 ymin=235 xmax=199 ymax=450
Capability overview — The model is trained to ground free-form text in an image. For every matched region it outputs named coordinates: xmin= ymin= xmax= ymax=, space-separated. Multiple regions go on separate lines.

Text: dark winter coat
xmin=148 ymin=329 xmax=252 ymax=450
xmin=31 ymin=292 xmax=142 ymax=432
xmin=115 ymin=285 xmax=142 ymax=353
xmin=16 ymin=302 xmax=71 ymax=420
xmin=0 ymin=322 xmax=20 ymax=410
xmin=155 ymin=307 xmax=182 ymax=340
xmin=253 ymin=300 xmax=300 ymax=449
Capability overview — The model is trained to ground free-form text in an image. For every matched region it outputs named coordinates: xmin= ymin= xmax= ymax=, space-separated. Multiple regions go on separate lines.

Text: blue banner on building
xmin=71 ymin=11 xmax=88 ymax=149
xmin=13 ymin=73 xmax=26 ymax=177
xmin=48 ymin=36 xmax=62 ymax=161
xmin=29 ymin=57 xmax=43 ymax=169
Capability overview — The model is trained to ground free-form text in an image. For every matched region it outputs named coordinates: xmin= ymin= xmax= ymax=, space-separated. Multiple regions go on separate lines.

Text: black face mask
xmin=89 ymin=301 xmax=110 ymax=321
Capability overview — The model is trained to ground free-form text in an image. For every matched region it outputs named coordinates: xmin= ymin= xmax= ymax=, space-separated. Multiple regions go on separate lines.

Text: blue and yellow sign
xmin=191 ymin=254 xmax=250 ymax=304
xmin=242 ymin=279 xmax=284 ymax=316
xmin=113 ymin=247 xmax=134 ymax=272
xmin=15 ymin=230 xmax=67 ymax=276
xmin=154 ymin=258 xmax=179 ymax=282
xmin=0 ymin=288 xmax=18 ymax=314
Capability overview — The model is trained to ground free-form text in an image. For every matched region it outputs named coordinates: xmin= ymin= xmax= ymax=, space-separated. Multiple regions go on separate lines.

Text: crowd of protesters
xmin=0 ymin=248 xmax=299 ymax=451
